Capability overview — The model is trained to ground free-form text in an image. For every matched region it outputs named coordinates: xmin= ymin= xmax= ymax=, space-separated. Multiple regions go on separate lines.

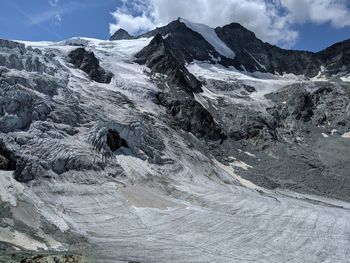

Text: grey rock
xmin=135 ymin=33 xmax=203 ymax=93
xmin=19 ymin=255 xmax=89 ymax=263
xmin=0 ymin=39 xmax=25 ymax=51
xmin=68 ymin=48 xmax=113 ymax=83
xmin=215 ymin=23 xmax=322 ymax=76
xmin=157 ymin=92 xmax=226 ymax=141
xmin=110 ymin=28 xmax=134 ymax=41
xmin=139 ymin=19 xmax=232 ymax=66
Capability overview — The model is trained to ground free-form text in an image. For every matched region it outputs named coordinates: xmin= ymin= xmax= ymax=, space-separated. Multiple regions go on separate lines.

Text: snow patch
xmin=245 ymin=50 xmax=266 ymax=70
xmin=342 ymin=132 xmax=350 ymax=139
xmin=244 ymin=151 xmax=256 ymax=158
xmin=0 ymin=228 xmax=48 ymax=251
xmin=180 ymin=18 xmax=235 ymax=59
xmin=214 ymin=160 xmax=261 ymax=190
xmin=230 ymin=160 xmax=253 ymax=170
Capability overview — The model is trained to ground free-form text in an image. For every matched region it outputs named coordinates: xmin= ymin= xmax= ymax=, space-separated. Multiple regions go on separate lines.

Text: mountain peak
xmin=179 ymin=18 xmax=235 ymax=59
xmin=110 ymin=28 xmax=133 ymax=41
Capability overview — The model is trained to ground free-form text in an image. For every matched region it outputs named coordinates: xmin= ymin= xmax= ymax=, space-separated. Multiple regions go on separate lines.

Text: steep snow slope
xmin=180 ymin=18 xmax=235 ymax=59
xmin=0 ymin=37 xmax=350 ymax=263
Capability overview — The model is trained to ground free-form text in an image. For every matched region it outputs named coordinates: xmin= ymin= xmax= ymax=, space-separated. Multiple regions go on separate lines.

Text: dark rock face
xmin=110 ymin=28 xmax=134 ymax=40
xmin=140 ymin=19 xmax=232 ymax=65
xmin=136 ymin=33 xmax=226 ymax=141
xmin=267 ymin=82 xmax=350 ymax=134
xmin=267 ymin=87 xmax=315 ymax=122
xmin=135 ymin=33 xmax=203 ymax=93
xmin=68 ymin=48 xmax=113 ymax=83
xmin=106 ymin=129 xmax=128 ymax=151
xmin=318 ymin=39 xmax=350 ymax=75
xmin=215 ymin=23 xmax=322 ymax=76
xmin=228 ymin=114 xmax=277 ymax=142
xmin=157 ymin=92 xmax=226 ymax=141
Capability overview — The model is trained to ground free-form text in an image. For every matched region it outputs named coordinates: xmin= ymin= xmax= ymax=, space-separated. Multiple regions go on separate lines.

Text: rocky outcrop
xmin=266 ymin=82 xmax=350 ymax=133
xmin=157 ymin=92 xmax=226 ymax=141
xmin=139 ymin=19 xmax=232 ymax=65
xmin=228 ymin=114 xmax=277 ymax=142
xmin=267 ymin=86 xmax=315 ymax=122
xmin=135 ymin=33 xmax=202 ymax=93
xmin=68 ymin=48 xmax=113 ymax=83
xmin=19 ymin=255 xmax=89 ymax=263
xmin=110 ymin=28 xmax=134 ymax=40
xmin=135 ymin=33 xmax=226 ymax=141
xmin=215 ymin=23 xmax=322 ymax=76
xmin=317 ymin=39 xmax=350 ymax=75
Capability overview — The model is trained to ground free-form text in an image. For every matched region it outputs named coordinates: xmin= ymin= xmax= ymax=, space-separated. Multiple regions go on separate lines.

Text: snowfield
xmin=181 ymin=18 xmax=236 ymax=59
xmin=0 ymin=37 xmax=350 ymax=263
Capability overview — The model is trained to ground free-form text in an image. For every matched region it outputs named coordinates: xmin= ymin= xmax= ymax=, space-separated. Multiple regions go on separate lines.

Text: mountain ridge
xmin=111 ymin=18 xmax=350 ymax=77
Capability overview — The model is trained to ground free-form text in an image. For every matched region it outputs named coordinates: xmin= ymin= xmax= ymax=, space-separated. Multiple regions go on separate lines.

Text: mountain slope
xmin=215 ymin=22 xmax=322 ymax=76
xmin=0 ymin=19 xmax=350 ymax=263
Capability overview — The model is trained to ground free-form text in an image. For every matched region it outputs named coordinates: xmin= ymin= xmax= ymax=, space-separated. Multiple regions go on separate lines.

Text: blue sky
xmin=0 ymin=0 xmax=121 ymax=41
xmin=0 ymin=0 xmax=349 ymax=52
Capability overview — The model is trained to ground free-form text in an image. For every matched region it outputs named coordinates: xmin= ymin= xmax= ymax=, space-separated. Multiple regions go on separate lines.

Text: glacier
xmin=0 ymin=36 xmax=349 ymax=263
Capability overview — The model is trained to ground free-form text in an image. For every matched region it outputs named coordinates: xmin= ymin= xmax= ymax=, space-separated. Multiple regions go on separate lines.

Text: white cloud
xmin=48 ymin=0 xmax=59 ymax=7
xmin=53 ymin=14 xmax=62 ymax=26
xmin=109 ymin=0 xmax=350 ymax=48
xmin=280 ymin=0 xmax=350 ymax=28
xmin=109 ymin=10 xmax=156 ymax=35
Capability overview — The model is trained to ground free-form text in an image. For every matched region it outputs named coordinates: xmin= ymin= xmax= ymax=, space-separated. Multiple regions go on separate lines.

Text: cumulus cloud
xmin=280 ymin=0 xmax=350 ymax=28
xmin=109 ymin=0 xmax=350 ymax=47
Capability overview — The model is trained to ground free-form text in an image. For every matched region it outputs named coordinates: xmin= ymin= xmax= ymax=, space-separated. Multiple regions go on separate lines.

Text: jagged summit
xmin=135 ymin=33 xmax=203 ymax=93
xmin=120 ymin=18 xmax=350 ymax=77
xmin=110 ymin=28 xmax=134 ymax=40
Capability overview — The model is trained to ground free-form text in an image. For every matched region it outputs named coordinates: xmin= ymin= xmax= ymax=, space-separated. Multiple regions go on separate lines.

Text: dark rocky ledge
xmin=68 ymin=48 xmax=113 ymax=83
xmin=135 ymin=33 xmax=203 ymax=93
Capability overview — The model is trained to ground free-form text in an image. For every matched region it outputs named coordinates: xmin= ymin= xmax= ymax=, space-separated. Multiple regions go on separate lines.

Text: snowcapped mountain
xmin=0 ymin=19 xmax=350 ymax=263
xmin=113 ymin=18 xmax=350 ymax=77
